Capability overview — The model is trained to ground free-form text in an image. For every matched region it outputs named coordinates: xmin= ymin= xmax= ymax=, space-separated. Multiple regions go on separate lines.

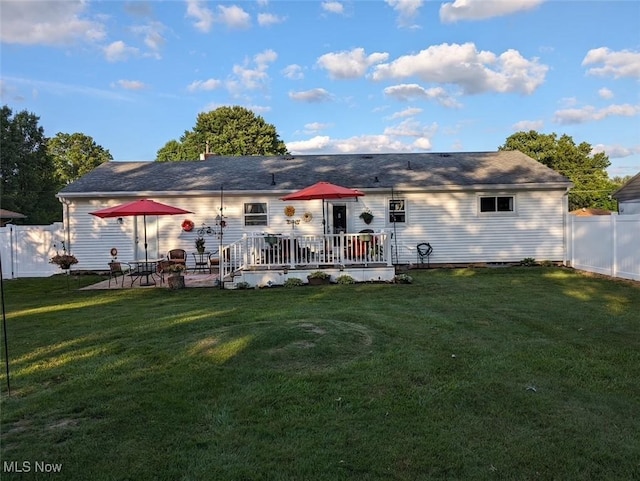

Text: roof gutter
xmin=56 ymin=182 xmax=573 ymax=200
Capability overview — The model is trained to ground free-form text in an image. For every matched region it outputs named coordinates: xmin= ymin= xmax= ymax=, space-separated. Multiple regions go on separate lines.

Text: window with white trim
xmin=479 ymin=196 xmax=514 ymax=213
xmin=244 ymin=202 xmax=268 ymax=226
xmin=389 ymin=199 xmax=406 ymax=223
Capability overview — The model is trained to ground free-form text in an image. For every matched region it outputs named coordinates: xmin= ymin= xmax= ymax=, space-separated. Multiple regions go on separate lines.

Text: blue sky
xmin=1 ymin=0 xmax=639 ymax=177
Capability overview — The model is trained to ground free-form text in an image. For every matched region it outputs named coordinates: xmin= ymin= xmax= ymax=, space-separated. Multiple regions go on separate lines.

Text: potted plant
xmin=195 ymin=236 xmax=206 ymax=253
xmin=359 ymin=208 xmax=374 ymax=224
xmin=50 ymin=253 xmax=79 ymax=270
xmin=307 ymin=270 xmax=331 ymax=285
xmin=166 ymin=263 xmax=186 ymax=289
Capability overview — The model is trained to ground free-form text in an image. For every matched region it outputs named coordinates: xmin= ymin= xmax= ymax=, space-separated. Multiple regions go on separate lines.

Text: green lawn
xmin=1 ymin=268 xmax=639 ymax=480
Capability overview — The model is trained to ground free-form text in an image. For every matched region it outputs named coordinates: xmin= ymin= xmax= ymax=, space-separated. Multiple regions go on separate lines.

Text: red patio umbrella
xmin=281 ymin=182 xmax=364 ymax=234
xmin=91 ymin=199 xmax=192 ymax=285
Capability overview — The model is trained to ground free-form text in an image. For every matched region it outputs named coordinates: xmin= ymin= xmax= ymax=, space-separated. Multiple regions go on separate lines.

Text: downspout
xmin=563 ymin=187 xmax=570 ymax=267
xmin=60 ymin=198 xmax=72 ymax=254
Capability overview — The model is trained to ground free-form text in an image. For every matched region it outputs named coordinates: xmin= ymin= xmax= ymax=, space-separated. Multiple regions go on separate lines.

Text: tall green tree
xmin=47 ymin=132 xmax=113 ymax=185
xmin=156 ymin=106 xmax=288 ymax=161
xmin=0 ymin=105 xmax=60 ymax=224
xmin=499 ymin=131 xmax=617 ymax=211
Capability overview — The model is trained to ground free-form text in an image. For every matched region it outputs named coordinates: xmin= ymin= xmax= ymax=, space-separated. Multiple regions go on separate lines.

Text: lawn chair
xmin=168 ymin=249 xmax=187 ymax=268
xmin=108 ymin=261 xmax=129 ymax=287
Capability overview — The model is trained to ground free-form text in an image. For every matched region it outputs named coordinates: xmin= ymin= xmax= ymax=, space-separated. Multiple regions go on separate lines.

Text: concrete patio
xmin=81 ymin=272 xmax=220 ymax=290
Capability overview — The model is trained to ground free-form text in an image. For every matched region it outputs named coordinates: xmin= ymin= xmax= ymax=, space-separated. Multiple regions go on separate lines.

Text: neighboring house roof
xmin=570 ymin=208 xmax=612 ymax=216
xmin=612 ymin=172 xmax=640 ymax=202
xmin=57 ymin=151 xmax=572 ymax=197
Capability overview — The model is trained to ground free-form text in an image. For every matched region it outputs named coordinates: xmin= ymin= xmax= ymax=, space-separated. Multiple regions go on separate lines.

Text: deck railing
xmin=219 ymin=232 xmax=391 ymax=279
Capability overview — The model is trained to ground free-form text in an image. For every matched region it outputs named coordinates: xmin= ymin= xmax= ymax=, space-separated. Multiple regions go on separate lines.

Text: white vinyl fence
xmin=0 ymin=223 xmax=65 ymax=279
xmin=567 ymin=214 xmax=640 ymax=281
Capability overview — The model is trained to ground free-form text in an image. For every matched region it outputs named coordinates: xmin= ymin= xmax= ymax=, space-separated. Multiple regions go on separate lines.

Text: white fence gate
xmin=567 ymin=214 xmax=640 ymax=281
xmin=0 ymin=223 xmax=65 ymax=279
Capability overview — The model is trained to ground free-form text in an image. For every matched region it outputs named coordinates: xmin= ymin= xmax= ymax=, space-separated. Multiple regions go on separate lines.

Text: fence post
xmin=611 ymin=215 xmax=617 ymax=278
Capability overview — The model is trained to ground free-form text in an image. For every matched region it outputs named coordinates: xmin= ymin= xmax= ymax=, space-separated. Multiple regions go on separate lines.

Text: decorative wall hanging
xmin=182 ymin=219 xmax=194 ymax=232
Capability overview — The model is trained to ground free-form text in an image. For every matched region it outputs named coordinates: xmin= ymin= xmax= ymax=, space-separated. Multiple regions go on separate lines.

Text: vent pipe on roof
xmin=374 ymin=176 xmax=379 ymax=183
xmin=271 ymin=173 xmax=276 ymax=186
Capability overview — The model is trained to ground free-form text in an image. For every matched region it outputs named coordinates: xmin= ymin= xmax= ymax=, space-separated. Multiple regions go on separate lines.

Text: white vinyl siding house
xmin=57 ymin=151 xmax=572 ymax=272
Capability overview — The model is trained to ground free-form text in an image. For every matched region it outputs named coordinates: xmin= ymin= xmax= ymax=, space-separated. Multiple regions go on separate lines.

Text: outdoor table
xmin=191 ymin=252 xmax=210 ymax=274
xmin=127 ymin=259 xmax=163 ymax=286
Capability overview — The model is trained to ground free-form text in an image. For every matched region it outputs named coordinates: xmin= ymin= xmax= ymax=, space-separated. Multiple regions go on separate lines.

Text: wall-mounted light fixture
xmin=117 ymin=217 xmax=123 ymax=225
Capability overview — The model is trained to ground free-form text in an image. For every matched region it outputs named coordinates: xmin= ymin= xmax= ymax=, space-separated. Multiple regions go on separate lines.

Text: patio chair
xmin=156 ymin=259 xmax=173 ymax=284
xmin=168 ymin=249 xmax=187 ymax=268
xmin=208 ymin=251 xmax=220 ymax=273
xmin=108 ymin=261 xmax=129 ymax=287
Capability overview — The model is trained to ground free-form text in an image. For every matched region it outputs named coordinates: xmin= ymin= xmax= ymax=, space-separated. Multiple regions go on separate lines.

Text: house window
xmin=244 ymin=203 xmax=268 ymax=226
xmin=479 ymin=196 xmax=514 ymax=213
xmin=389 ymin=199 xmax=406 ymax=223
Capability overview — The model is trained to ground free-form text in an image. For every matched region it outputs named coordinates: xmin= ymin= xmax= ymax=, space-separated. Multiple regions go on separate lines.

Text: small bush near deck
xmin=235 ymin=281 xmax=251 ymax=289
xmin=335 ymin=274 xmax=356 ymax=284
xmin=394 ymin=273 xmax=413 ymax=283
xmin=520 ymin=257 xmax=536 ymax=266
xmin=283 ymin=278 xmax=304 ymax=288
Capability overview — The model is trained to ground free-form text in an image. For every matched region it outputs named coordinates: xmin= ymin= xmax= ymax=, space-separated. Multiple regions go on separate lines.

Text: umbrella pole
xmin=140 ymin=214 xmax=154 ymax=286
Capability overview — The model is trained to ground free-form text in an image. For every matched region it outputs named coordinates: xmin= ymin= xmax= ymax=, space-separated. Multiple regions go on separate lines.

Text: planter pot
xmin=307 ymin=277 xmax=330 ymax=285
xmin=168 ymin=274 xmax=185 ymax=290
xmin=360 ymin=213 xmax=373 ymax=224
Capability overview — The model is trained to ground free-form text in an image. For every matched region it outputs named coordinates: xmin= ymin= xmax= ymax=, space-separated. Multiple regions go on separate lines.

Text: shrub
xmin=335 ymin=275 xmax=356 ymax=285
xmin=307 ymin=270 xmax=331 ymax=279
xmin=394 ymin=273 xmax=413 ymax=284
xmin=235 ymin=281 xmax=251 ymax=289
xmin=520 ymin=257 xmax=537 ymax=266
xmin=283 ymin=278 xmax=304 ymax=288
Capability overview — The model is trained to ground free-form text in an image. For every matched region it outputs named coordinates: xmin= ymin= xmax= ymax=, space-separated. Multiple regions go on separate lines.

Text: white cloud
xmin=373 ymin=43 xmax=548 ymax=95
xmin=317 ymin=48 xmax=389 ymax=79
xmin=440 ymin=0 xmax=544 ymax=23
xmin=227 ymin=49 xmax=277 ymax=92
xmin=304 ymin=122 xmax=332 ymax=134
xmin=598 ymin=88 xmax=614 ymax=100
xmin=321 ymin=2 xmax=344 ymax=14
xmin=187 ymin=79 xmax=222 ymax=92
xmin=553 ymin=104 xmax=640 ymax=124
xmin=383 ymin=119 xmax=437 ymax=140
xmin=186 ymin=0 xmax=215 ymax=32
xmin=282 ymin=64 xmax=304 ymax=80
xmin=3 ymin=76 xmax=130 ymax=101
xmin=130 ymin=21 xmax=166 ymax=55
xmin=383 ymin=84 xmax=461 ymax=108
xmin=0 ymin=0 xmax=105 ymax=45
xmin=258 ymin=13 xmax=286 ymax=26
xmin=582 ymin=47 xmax=640 ymax=79
xmin=104 ymin=41 xmax=140 ymax=62
xmin=287 ymin=136 xmax=332 ymax=152
xmin=389 ymin=107 xmax=423 ymax=119
xmin=289 ymin=88 xmax=333 ymax=103
xmin=592 ymin=144 xmax=640 ymax=159
xmin=113 ymin=80 xmax=147 ymax=91
xmin=385 ymin=0 xmax=424 ymax=28
xmin=512 ymin=120 xmax=544 ymax=131
xmin=412 ymin=137 xmax=432 ymax=150
xmin=217 ymin=5 xmax=251 ymax=29
xmin=288 ymin=134 xmax=415 ymax=154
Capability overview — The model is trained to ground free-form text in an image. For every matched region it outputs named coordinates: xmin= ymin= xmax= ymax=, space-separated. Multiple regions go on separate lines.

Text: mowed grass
xmin=1 ymin=268 xmax=639 ymax=480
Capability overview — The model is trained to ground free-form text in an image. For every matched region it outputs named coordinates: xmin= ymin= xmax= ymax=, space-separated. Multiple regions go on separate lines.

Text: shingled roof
xmin=58 ymin=151 xmax=571 ymax=197
xmin=612 ymin=171 xmax=640 ymax=202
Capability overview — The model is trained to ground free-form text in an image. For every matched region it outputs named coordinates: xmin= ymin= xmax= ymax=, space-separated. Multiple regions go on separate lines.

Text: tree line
xmin=0 ymin=104 xmax=631 ymax=224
